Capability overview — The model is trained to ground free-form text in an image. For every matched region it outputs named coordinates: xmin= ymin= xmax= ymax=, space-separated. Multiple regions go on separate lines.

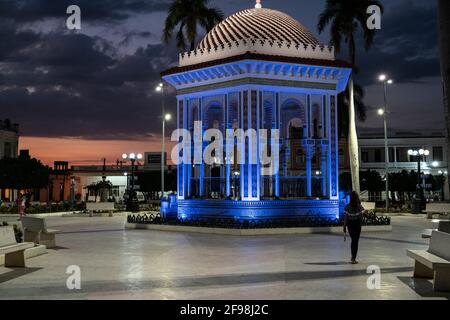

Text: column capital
xmin=302 ymin=139 xmax=315 ymax=158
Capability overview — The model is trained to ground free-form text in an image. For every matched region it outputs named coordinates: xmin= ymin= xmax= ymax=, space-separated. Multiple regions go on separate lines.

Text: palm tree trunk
xmin=439 ymin=0 xmax=450 ymax=199
xmin=348 ymin=76 xmax=361 ymax=194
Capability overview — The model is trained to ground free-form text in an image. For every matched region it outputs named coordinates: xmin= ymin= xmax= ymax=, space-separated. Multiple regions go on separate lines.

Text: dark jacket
xmin=344 ymin=204 xmax=364 ymax=224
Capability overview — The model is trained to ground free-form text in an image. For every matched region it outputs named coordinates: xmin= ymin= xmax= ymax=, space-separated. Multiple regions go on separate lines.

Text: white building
xmin=71 ymin=152 xmax=172 ymax=203
xmin=358 ymin=129 xmax=449 ymax=200
xmin=358 ymin=130 xmax=447 ymax=175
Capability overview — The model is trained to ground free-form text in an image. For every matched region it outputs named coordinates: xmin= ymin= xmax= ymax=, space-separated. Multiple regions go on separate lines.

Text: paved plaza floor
xmin=0 ymin=215 xmax=449 ymax=300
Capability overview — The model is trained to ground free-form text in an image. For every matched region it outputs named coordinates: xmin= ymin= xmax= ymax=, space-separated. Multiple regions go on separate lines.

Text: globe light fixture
xmin=377 ymin=108 xmax=385 ymax=116
xmin=155 ymin=83 xmax=163 ymax=92
xmin=164 ymin=113 xmax=172 ymax=121
xmin=378 ymin=74 xmax=387 ymax=82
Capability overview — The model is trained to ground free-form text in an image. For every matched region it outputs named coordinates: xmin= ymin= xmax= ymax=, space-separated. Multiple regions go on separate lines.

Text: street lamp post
xmin=408 ymin=148 xmax=429 ymax=213
xmin=122 ymin=153 xmax=143 ymax=212
xmin=438 ymin=170 xmax=448 ymax=201
xmin=156 ymin=83 xmax=171 ymax=200
xmin=378 ymin=74 xmax=393 ymax=212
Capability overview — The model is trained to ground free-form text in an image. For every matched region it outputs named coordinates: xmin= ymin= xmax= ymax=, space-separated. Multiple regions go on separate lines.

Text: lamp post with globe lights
xmin=122 ymin=153 xmax=142 ymax=212
xmin=378 ymin=74 xmax=393 ymax=211
xmin=438 ymin=170 xmax=448 ymax=201
xmin=408 ymin=148 xmax=430 ymax=213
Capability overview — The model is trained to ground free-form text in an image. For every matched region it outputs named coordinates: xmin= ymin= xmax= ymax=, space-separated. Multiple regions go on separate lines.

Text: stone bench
xmin=86 ymin=202 xmax=116 ymax=215
xmin=421 ymin=220 xmax=449 ymax=239
xmin=424 ymin=203 xmax=450 ymax=219
xmin=407 ymin=230 xmax=450 ymax=291
xmin=22 ymin=216 xmax=59 ymax=248
xmin=361 ymin=202 xmax=376 ymax=211
xmin=0 ymin=226 xmax=34 ymax=267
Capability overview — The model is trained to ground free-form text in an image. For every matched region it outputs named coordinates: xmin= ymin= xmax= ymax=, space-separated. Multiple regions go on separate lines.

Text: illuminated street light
xmin=377 ymin=74 xmax=393 ymax=212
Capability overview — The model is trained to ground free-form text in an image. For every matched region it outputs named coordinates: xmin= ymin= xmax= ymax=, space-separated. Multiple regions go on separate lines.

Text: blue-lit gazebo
xmin=161 ymin=2 xmax=351 ymax=221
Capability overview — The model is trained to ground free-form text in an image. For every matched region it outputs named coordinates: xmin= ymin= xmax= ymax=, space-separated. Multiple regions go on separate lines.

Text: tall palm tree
xmin=163 ymin=0 xmax=224 ymax=52
xmin=438 ymin=0 xmax=450 ymax=193
xmin=318 ymin=0 xmax=383 ymax=194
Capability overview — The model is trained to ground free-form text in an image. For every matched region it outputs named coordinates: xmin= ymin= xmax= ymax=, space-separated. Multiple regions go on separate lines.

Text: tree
xmin=438 ymin=1 xmax=450 ymax=194
xmin=318 ymin=0 xmax=383 ymax=194
xmin=0 ymin=156 xmax=50 ymax=198
xmin=163 ymin=0 xmax=224 ymax=51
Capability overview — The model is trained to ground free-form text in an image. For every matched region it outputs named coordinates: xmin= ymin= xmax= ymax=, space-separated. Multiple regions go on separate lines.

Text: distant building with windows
xmin=358 ymin=130 xmax=447 ymax=175
xmin=0 ymin=119 xmax=19 ymax=201
xmin=0 ymin=119 xmax=19 ymax=159
xmin=34 ymin=152 xmax=174 ymax=203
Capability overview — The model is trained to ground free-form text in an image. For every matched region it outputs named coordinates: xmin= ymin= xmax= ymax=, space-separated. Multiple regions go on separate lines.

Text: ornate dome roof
xmin=198 ymin=8 xmax=320 ymax=51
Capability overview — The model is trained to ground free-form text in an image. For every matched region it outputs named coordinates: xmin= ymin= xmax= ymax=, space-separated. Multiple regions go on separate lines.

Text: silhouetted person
xmin=343 ymin=191 xmax=364 ymax=264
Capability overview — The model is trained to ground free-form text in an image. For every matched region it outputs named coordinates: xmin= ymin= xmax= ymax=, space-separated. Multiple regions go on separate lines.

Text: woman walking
xmin=343 ymin=191 xmax=364 ymax=264
xmin=16 ymin=193 xmax=26 ymax=220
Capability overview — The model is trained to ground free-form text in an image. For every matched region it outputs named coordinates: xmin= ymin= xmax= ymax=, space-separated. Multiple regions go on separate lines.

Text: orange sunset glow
xmin=19 ymin=136 xmax=175 ymax=166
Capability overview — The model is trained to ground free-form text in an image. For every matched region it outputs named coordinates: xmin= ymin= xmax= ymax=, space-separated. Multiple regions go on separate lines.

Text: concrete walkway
xmin=0 ymin=215 xmax=448 ymax=300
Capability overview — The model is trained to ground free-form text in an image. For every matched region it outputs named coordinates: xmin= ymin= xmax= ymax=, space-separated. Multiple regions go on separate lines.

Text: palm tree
xmin=318 ymin=0 xmax=383 ymax=194
xmin=163 ymin=0 xmax=224 ymax=52
xmin=438 ymin=0 xmax=450 ymax=193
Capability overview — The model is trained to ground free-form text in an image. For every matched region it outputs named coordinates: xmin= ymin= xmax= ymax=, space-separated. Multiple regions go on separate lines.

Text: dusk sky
xmin=0 ymin=0 xmax=443 ymax=165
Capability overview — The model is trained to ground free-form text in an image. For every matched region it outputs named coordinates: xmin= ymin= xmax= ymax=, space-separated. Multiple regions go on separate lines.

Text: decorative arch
xmin=281 ymin=98 xmax=306 ymax=139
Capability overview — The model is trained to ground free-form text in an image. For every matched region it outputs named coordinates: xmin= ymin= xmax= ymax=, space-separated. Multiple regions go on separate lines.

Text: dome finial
xmin=255 ymin=0 xmax=262 ymax=9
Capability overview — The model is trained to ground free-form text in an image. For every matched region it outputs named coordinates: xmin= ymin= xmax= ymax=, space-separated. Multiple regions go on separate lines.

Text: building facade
xmin=358 ymin=130 xmax=448 ymax=176
xmin=358 ymin=130 xmax=449 ymax=200
xmin=0 ymin=119 xmax=19 ymax=201
xmin=162 ymin=4 xmax=351 ymax=220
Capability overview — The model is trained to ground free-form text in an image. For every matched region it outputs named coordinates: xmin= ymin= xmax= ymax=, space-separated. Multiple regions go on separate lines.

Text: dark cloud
xmin=352 ymin=0 xmax=440 ymax=85
xmin=0 ymin=0 xmax=169 ymax=22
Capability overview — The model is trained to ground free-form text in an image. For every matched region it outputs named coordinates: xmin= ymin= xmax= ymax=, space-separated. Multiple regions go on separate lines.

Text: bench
xmin=407 ymin=230 xmax=450 ymax=291
xmin=0 ymin=226 xmax=34 ymax=267
xmin=422 ymin=221 xmax=450 ymax=238
xmin=361 ymin=202 xmax=376 ymax=211
xmin=22 ymin=217 xmax=59 ymax=248
xmin=86 ymin=202 xmax=115 ymax=216
xmin=424 ymin=203 xmax=450 ymax=219
xmin=438 ymin=221 xmax=450 ymax=234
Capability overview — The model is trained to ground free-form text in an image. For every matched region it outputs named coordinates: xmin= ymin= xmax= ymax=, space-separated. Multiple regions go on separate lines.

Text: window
xmin=433 ymin=147 xmax=443 ymax=162
xmin=374 ymin=149 xmax=382 ymax=163
xmin=3 ymin=142 xmax=11 ymax=158
xmin=361 ymin=151 xmax=369 ymax=163
xmin=389 ymin=148 xmax=395 ymax=163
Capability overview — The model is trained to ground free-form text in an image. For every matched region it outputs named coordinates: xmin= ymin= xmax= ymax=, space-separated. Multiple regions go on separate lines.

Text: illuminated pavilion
xmin=161 ymin=1 xmax=351 ymax=221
